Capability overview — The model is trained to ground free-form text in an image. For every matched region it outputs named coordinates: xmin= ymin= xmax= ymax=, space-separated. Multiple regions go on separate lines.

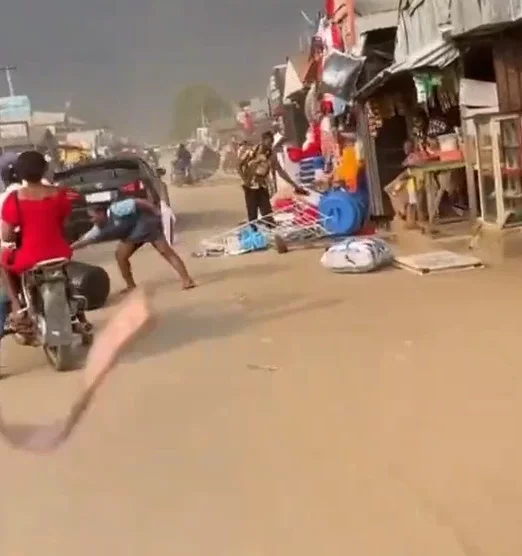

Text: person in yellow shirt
xmin=333 ymin=132 xmax=362 ymax=191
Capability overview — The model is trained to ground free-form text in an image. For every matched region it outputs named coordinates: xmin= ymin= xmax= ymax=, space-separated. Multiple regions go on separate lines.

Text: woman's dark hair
xmin=15 ymin=150 xmax=48 ymax=183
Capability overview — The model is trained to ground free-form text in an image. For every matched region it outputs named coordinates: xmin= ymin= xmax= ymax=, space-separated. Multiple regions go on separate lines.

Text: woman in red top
xmin=1 ymin=151 xmax=72 ymax=315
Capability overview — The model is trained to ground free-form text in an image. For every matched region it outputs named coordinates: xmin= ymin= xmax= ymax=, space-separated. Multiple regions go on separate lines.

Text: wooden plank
xmin=505 ymin=42 xmax=522 ymax=111
xmin=494 ymin=41 xmax=510 ymax=112
xmin=394 ymin=250 xmax=484 ymax=275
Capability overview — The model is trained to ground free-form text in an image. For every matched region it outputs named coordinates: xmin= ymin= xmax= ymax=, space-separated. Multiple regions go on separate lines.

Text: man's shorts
xmin=127 ymin=214 xmax=164 ymax=244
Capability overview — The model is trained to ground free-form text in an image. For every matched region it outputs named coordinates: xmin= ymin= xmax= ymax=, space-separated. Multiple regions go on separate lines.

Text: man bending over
xmin=72 ymin=198 xmax=195 ymax=293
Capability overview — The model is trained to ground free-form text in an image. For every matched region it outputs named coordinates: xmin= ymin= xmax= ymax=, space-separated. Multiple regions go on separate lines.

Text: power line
xmin=0 ymin=66 xmax=17 ymax=96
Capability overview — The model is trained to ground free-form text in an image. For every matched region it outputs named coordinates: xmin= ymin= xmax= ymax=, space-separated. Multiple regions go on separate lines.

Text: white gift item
xmin=160 ymin=201 xmax=177 ymax=246
xmin=321 ymin=237 xmax=394 ymax=273
xmin=305 ymin=190 xmax=322 ymax=207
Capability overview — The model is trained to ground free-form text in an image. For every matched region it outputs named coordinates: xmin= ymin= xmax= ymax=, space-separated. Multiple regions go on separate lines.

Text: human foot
xmin=118 ymin=286 xmax=136 ymax=296
xmin=181 ymin=279 xmax=196 ymax=290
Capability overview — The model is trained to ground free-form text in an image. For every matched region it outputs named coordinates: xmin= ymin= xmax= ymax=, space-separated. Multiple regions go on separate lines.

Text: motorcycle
xmin=171 ymin=160 xmax=194 ymax=186
xmin=9 ymin=258 xmax=93 ymax=371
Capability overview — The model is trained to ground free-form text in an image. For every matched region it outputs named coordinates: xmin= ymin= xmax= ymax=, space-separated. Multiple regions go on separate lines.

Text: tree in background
xmin=171 ymin=84 xmax=233 ymax=141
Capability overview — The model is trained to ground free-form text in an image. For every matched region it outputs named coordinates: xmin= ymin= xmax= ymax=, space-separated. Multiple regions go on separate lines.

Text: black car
xmin=54 ymin=156 xmax=170 ymax=242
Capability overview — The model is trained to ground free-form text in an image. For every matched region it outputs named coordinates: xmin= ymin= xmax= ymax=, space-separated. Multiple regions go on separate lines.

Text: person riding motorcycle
xmin=173 ymin=143 xmax=193 ymax=184
xmin=0 ymin=151 xmax=79 ymax=329
xmin=0 ymin=154 xmax=22 ymax=338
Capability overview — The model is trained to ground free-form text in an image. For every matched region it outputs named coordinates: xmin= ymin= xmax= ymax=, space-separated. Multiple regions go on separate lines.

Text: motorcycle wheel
xmin=44 ymin=344 xmax=74 ymax=372
xmin=81 ymin=330 xmax=94 ymax=347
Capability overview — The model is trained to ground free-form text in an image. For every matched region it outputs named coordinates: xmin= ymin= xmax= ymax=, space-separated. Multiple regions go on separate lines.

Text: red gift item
xmin=287 ymin=146 xmax=304 ymax=162
xmin=272 ymin=198 xmax=319 ymax=222
xmin=325 ymin=0 xmax=335 ymax=17
xmin=321 ymin=99 xmax=334 ymax=114
xmin=331 ymin=23 xmax=344 ymax=50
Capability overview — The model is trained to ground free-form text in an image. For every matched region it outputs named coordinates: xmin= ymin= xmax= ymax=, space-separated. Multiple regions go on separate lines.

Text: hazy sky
xmin=0 ymin=0 xmax=319 ymax=141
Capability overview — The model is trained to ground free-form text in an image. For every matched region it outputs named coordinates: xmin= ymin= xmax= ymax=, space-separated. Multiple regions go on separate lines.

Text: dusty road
xmin=1 ymin=180 xmax=522 ymax=555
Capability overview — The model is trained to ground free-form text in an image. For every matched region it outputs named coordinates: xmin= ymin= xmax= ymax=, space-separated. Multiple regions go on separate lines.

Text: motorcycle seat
xmin=29 ymin=258 xmax=69 ymax=271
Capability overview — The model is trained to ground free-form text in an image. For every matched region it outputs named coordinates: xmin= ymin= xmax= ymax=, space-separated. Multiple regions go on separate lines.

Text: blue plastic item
xmin=311 ymin=156 xmax=325 ymax=169
xmin=318 ymin=189 xmax=369 ymax=236
xmin=238 ymin=227 xmax=268 ymax=252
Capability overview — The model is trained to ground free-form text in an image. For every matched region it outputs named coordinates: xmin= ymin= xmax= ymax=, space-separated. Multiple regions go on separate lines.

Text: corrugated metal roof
xmin=394 ymin=40 xmax=458 ymax=72
xmin=356 ymin=10 xmax=398 ymax=34
xmin=452 ymin=0 xmax=522 ymax=36
xmin=355 ymin=40 xmax=458 ymax=98
xmin=355 ymin=0 xmax=398 ymax=16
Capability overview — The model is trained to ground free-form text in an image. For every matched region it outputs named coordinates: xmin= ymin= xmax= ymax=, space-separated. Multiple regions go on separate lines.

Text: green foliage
xmin=171 ymin=84 xmax=233 ymax=140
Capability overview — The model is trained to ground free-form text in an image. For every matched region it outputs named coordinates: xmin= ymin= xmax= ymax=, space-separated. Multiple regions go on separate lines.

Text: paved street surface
xmin=2 ymin=179 xmax=522 ymax=555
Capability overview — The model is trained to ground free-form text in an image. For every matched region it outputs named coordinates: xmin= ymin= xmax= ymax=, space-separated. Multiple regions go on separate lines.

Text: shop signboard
xmin=0 ymin=95 xmax=31 ymax=138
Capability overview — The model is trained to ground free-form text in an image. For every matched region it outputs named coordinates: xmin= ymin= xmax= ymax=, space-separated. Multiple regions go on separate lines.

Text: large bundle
xmin=67 ymin=262 xmax=111 ymax=310
xmin=321 ymin=237 xmax=394 ymax=273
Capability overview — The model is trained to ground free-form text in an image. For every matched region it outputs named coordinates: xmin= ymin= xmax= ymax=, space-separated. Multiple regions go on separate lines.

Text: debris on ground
xmin=247 ymin=364 xmax=279 ymax=372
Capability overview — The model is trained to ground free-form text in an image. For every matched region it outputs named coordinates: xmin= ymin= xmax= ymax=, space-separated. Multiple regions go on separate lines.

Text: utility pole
xmin=0 ymin=66 xmax=16 ymax=96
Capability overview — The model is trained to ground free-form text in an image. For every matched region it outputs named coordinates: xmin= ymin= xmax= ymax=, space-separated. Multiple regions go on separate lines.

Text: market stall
xmin=468 ymin=111 xmax=522 ymax=228
xmin=359 ymin=65 xmax=469 ymax=232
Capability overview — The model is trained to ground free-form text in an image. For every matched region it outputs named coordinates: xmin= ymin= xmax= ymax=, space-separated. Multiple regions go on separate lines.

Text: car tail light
xmin=121 ymin=180 xmax=144 ymax=193
xmin=65 ymin=189 xmax=82 ymax=201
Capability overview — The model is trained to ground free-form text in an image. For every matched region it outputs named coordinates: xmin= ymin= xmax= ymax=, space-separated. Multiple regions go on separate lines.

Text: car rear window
xmin=55 ymin=161 xmax=143 ymax=192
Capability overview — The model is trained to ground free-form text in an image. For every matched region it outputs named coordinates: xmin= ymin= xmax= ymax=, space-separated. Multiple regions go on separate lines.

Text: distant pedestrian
xmin=237 ymin=130 xmax=307 ymax=225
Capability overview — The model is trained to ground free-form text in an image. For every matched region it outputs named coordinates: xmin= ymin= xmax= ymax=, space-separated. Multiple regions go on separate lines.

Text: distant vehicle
xmin=171 ymin=159 xmax=194 ymax=186
xmin=54 ymin=156 xmax=170 ymax=242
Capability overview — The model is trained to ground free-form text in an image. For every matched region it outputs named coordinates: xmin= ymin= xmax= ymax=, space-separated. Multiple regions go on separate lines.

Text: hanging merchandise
xmin=299 ymin=155 xmax=325 ymax=186
xmin=414 ymin=73 xmax=443 ymax=106
xmin=332 ymin=96 xmax=348 ymax=117
xmin=330 ymin=22 xmax=344 ymax=51
xmin=304 ymin=83 xmax=321 ymax=123
xmin=395 ymin=94 xmax=407 ymax=116
xmin=427 ymin=116 xmax=449 ymax=137
xmin=316 ymin=17 xmax=335 ymax=53
xmin=325 ymin=0 xmax=335 ymax=17
xmin=315 ymin=14 xmax=344 ymax=52
xmin=437 ymin=89 xmax=452 ymax=113
xmin=332 ymin=0 xmax=347 ymax=22
xmin=437 ymin=74 xmax=458 ymax=112
xmin=310 ymin=35 xmax=324 ymax=59
xmin=411 ymin=111 xmax=428 ymax=142
xmin=319 ymin=98 xmax=339 ymax=167
xmin=378 ymin=96 xmax=395 ymax=119
xmin=366 ymin=100 xmax=383 ymax=137
xmin=366 ymin=115 xmax=378 ymax=138
xmin=287 ymin=121 xmax=322 ymax=163
xmin=321 ymin=49 xmax=365 ymax=100
xmin=413 ymin=75 xmax=428 ymax=104
xmin=320 ymin=114 xmax=338 ymax=161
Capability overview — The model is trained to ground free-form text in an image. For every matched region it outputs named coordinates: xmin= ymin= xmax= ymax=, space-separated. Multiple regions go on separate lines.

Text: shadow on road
xmin=129 ymin=295 xmax=342 ymax=362
xmin=175 ymin=209 xmax=242 ymax=233
xmin=148 ymin=260 xmax=287 ymax=292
